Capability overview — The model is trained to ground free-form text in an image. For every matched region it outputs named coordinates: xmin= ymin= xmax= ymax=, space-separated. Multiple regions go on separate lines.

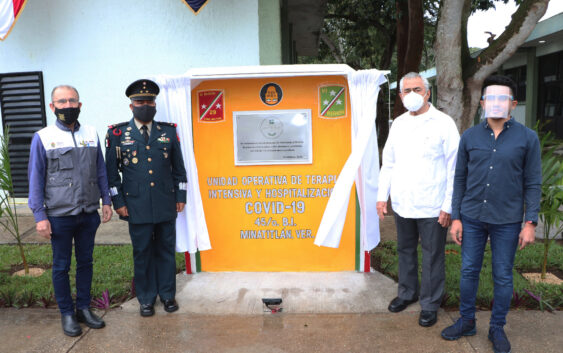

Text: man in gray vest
xmin=28 ymin=85 xmax=113 ymax=337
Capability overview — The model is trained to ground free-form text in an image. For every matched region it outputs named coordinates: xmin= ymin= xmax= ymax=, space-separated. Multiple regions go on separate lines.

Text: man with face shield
xmin=377 ymin=72 xmax=460 ymax=328
xmin=105 ymin=79 xmax=187 ymax=317
xmin=441 ymin=75 xmax=541 ymax=353
xmin=28 ymin=85 xmax=113 ymax=336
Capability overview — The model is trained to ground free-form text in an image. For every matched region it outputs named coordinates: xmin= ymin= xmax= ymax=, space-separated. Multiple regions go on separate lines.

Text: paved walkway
xmin=1 ymin=306 xmax=561 ymax=353
xmin=1 ymin=208 xmax=561 ymax=352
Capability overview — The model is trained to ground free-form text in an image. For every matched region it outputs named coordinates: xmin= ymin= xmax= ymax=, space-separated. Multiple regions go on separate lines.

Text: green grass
xmin=0 ymin=244 xmax=186 ymax=308
xmin=372 ymin=241 xmax=563 ymax=311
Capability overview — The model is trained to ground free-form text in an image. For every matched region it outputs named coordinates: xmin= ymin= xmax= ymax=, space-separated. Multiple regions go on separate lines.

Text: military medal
xmin=132 ymin=151 xmax=137 ymax=156
xmin=163 ymin=152 xmax=168 ymax=159
xmin=132 ymin=157 xmax=138 ymax=164
xmin=125 ymin=131 xmax=130 ymax=136
xmin=123 ymin=158 xmax=130 ymax=166
xmin=127 ymin=126 xmax=132 ymax=131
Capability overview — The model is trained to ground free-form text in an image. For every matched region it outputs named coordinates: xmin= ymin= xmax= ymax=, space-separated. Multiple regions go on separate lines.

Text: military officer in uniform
xmin=105 ymin=79 xmax=187 ymax=317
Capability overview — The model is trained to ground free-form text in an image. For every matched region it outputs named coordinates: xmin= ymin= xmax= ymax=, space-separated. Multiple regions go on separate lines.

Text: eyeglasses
xmin=482 ymin=94 xmax=513 ymax=102
xmin=53 ymin=98 xmax=79 ymax=105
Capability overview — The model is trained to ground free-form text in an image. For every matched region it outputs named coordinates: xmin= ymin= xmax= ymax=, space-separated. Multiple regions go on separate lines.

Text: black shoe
xmin=161 ymin=299 xmax=179 ymax=313
xmin=388 ymin=296 xmax=418 ymax=313
xmin=441 ymin=317 xmax=476 ymax=340
xmin=61 ymin=314 xmax=82 ymax=337
xmin=140 ymin=303 xmax=155 ymax=317
xmin=76 ymin=308 xmax=105 ymax=329
xmin=419 ymin=310 xmax=437 ymax=327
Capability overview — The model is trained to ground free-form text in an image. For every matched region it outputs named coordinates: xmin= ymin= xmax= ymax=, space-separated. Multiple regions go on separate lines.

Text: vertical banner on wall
xmin=0 ymin=0 xmax=27 ymax=40
xmin=192 ymin=75 xmax=356 ymax=271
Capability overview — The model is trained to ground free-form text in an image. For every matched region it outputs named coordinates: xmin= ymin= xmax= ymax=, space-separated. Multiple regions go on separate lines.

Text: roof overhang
xmin=185 ymin=64 xmax=355 ymax=88
xmin=520 ymin=12 xmax=563 ymax=48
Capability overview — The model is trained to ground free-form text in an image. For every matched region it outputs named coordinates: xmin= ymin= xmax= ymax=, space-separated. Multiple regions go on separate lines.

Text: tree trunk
xmin=434 ymin=0 xmax=466 ymax=129
xmin=404 ymin=0 xmax=424 ymax=72
xmin=17 ymin=241 xmax=29 ymax=275
xmin=393 ymin=0 xmax=409 ymax=119
xmin=542 ymin=239 xmax=548 ymax=279
xmin=376 ymin=28 xmax=396 ymax=148
xmin=435 ymin=0 xmax=550 ymax=132
xmin=320 ymin=32 xmax=345 ymax=64
xmin=393 ymin=0 xmax=424 ymax=119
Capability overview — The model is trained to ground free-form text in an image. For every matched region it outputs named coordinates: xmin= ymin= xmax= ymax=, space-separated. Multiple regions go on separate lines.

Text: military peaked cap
xmin=126 ymin=79 xmax=160 ymax=101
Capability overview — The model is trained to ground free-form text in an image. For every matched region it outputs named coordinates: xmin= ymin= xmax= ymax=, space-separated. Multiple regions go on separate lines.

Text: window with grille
xmin=0 ymin=72 xmax=47 ymax=197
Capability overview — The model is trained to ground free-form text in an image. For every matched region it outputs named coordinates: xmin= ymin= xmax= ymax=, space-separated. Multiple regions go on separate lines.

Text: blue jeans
xmin=49 ymin=212 xmax=101 ymax=315
xmin=459 ymin=215 xmax=521 ymax=327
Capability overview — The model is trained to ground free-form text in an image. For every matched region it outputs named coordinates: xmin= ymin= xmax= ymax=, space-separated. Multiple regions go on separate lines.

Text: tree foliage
xmin=0 ymin=130 xmax=28 ymax=274
xmin=300 ymin=0 xmax=440 ymax=145
xmin=299 ymin=0 xmax=545 ymax=139
xmin=435 ymin=0 xmax=549 ymax=131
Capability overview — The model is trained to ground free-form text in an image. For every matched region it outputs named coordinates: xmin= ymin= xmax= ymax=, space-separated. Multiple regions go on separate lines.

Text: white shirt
xmin=377 ymin=104 xmax=460 ymax=218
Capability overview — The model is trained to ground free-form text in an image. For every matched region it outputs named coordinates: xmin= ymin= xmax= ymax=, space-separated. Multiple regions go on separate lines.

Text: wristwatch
xmin=526 ymin=220 xmax=538 ymax=227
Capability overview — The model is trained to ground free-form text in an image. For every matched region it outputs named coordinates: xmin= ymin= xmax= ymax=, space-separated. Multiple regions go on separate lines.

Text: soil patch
xmin=522 ymin=271 xmax=563 ymax=285
xmin=12 ymin=267 xmax=45 ymax=277
xmin=5 ymin=263 xmax=51 ymax=276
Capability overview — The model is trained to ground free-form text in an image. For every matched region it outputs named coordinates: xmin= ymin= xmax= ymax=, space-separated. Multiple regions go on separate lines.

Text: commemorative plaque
xmin=233 ymin=109 xmax=312 ymax=165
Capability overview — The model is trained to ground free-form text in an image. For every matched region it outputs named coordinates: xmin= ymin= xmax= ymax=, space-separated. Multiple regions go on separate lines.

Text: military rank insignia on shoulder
xmin=108 ymin=122 xmax=128 ymax=138
xmin=156 ymin=121 xmax=178 ymax=128
xmin=107 ymin=121 xmax=129 ymax=130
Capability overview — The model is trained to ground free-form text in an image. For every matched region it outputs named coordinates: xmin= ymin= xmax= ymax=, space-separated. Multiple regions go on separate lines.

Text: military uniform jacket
xmin=105 ymin=118 xmax=187 ymax=224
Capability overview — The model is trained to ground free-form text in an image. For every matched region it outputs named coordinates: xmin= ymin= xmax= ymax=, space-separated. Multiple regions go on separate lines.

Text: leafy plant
xmin=523 ymin=289 xmax=555 ymax=313
xmin=92 ymin=289 xmax=112 ymax=309
xmin=536 ymin=124 xmax=563 ymax=279
xmin=0 ymin=129 xmax=28 ymax=274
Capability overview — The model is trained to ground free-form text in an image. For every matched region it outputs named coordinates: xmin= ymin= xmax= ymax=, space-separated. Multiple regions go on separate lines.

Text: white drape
xmin=149 ymin=66 xmax=385 ymax=254
xmin=151 ymin=75 xmax=211 ymax=253
xmin=314 ymin=69 xmax=387 ymax=251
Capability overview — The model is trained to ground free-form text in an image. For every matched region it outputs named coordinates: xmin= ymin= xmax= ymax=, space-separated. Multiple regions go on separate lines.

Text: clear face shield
xmin=481 ymin=93 xmax=513 ymax=120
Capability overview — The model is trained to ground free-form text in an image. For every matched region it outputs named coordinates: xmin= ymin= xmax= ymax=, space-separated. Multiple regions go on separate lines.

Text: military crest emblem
xmin=183 ymin=0 xmax=209 ymax=15
xmin=260 ymin=83 xmax=283 ymax=106
xmin=198 ymin=90 xmax=225 ymax=122
xmin=319 ymin=84 xmax=347 ymax=119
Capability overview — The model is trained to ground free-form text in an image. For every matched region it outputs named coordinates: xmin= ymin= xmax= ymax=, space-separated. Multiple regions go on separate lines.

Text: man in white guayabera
xmin=377 ymin=72 xmax=460 ymax=328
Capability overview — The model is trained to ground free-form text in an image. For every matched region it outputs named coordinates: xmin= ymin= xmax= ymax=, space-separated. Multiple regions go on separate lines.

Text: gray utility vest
xmin=37 ymin=124 xmax=101 ymax=216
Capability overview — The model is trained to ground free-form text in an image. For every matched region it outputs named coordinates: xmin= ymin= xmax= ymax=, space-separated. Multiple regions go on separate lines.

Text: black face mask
xmin=132 ymin=105 xmax=157 ymax=123
xmin=55 ymin=107 xmax=80 ymax=125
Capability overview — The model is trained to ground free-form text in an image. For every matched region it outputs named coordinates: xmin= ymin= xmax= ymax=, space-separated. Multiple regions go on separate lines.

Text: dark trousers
xmin=129 ymin=219 xmax=177 ymax=305
xmin=459 ymin=215 xmax=521 ymax=327
xmin=395 ymin=214 xmax=447 ymax=311
xmin=49 ymin=212 xmax=101 ymax=315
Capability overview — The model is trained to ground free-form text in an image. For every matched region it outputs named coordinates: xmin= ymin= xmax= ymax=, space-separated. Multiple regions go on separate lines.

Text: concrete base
xmin=121 ymin=271 xmax=406 ymax=315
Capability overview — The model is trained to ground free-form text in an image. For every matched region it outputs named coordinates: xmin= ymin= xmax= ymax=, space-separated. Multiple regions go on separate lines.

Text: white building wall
xmin=0 ymin=0 xmax=261 ymax=137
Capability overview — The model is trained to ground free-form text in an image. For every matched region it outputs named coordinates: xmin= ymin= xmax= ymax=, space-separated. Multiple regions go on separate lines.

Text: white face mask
xmin=402 ymin=91 xmax=425 ymax=112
